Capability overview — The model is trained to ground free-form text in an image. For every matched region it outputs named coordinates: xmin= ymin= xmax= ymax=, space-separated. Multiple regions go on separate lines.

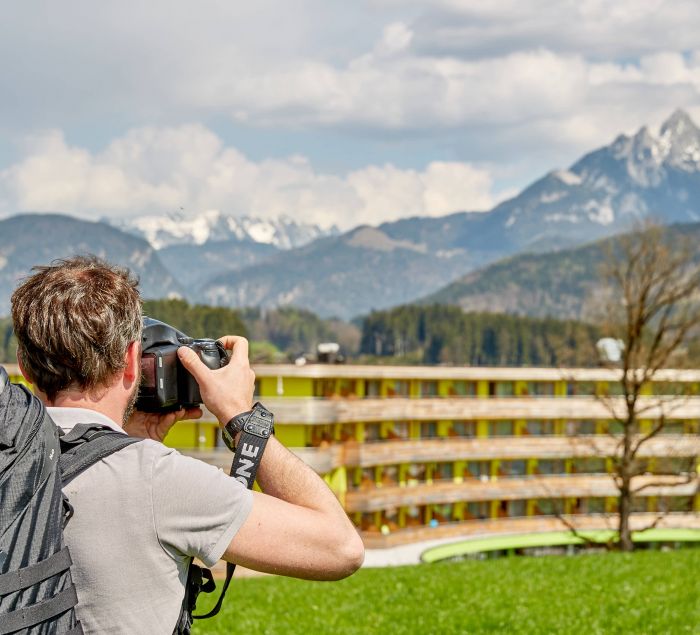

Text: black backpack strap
xmin=0 ymin=547 xmax=73 ymax=596
xmin=59 ymin=424 xmax=142 ymax=486
xmin=0 ymin=585 xmax=79 ymax=635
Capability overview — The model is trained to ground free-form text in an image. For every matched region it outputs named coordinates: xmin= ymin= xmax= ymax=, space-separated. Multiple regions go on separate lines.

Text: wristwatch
xmin=222 ymin=402 xmax=274 ymax=452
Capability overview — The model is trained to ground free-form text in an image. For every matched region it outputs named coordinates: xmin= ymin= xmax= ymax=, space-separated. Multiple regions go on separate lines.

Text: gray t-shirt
xmin=50 ymin=407 xmax=253 ymax=634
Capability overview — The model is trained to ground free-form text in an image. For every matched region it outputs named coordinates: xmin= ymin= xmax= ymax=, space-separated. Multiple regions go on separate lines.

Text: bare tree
xmin=596 ymin=220 xmax=700 ymax=551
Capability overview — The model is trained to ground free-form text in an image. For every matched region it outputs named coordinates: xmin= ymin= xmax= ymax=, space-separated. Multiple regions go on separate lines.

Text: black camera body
xmin=136 ymin=317 xmax=228 ymax=412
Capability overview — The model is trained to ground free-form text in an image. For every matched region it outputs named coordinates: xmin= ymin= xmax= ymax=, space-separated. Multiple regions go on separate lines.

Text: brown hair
xmin=11 ymin=256 xmax=142 ymax=400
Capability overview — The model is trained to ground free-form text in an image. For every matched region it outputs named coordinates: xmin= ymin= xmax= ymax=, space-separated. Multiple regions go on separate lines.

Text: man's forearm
xmin=255 ymin=437 xmax=349 ymax=522
xmin=225 ymin=435 xmax=365 ymax=579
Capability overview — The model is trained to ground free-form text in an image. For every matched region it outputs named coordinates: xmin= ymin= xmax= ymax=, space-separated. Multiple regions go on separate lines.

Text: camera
xmin=136 ymin=317 xmax=229 ymax=412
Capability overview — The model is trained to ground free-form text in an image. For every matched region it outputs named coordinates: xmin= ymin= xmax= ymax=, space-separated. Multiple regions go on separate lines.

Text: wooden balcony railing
xmin=360 ymin=512 xmax=700 ymax=548
xmin=239 ymin=396 xmax=700 ymax=424
xmin=343 ymin=435 xmax=700 ymax=467
xmin=345 ymin=474 xmax=699 ymax=512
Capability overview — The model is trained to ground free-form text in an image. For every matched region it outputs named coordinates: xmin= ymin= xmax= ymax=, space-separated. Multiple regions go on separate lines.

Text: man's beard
xmin=122 ymin=374 xmax=140 ymax=426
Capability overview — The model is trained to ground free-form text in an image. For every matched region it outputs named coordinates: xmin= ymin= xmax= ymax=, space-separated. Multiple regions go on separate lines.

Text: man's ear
xmin=124 ymin=341 xmax=141 ymax=383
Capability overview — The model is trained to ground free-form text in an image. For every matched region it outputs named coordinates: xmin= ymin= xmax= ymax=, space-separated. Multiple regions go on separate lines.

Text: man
xmin=11 ymin=256 xmax=364 ymax=633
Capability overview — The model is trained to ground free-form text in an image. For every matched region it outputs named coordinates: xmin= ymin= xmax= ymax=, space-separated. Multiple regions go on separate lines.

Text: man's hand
xmin=177 ymin=335 xmax=255 ymax=426
xmin=124 ymin=407 xmax=202 ymax=442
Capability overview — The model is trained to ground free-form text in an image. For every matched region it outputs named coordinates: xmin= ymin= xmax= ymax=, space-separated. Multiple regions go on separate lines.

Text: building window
xmin=565 ymin=420 xmax=597 ymax=435
xmin=379 ymin=465 xmax=399 ymax=487
xmin=364 ymin=423 xmax=381 ymax=442
xmin=421 ymin=421 xmax=438 ymax=438
xmin=404 ymin=505 xmax=424 ymax=526
xmin=507 ymin=500 xmax=526 ymax=517
xmin=420 ymin=381 xmax=438 ymax=397
xmin=386 ymin=421 xmax=409 ymax=440
xmin=432 ymin=504 xmax=453 ymax=522
xmin=654 ymin=457 xmax=688 ymax=474
xmin=338 ymin=379 xmax=357 ymax=397
xmin=489 ymin=381 xmax=514 ymax=396
xmin=313 ymin=379 xmax=336 ymax=397
xmin=631 ymin=497 xmax=648 ymax=513
xmin=526 ymin=420 xmax=555 ymax=435
xmin=310 ymin=425 xmax=333 ymax=447
xmin=360 ymin=513 xmax=378 ymax=531
xmin=466 ymin=501 xmax=489 ymax=520
xmin=577 ymin=498 xmax=605 ymax=514
xmin=525 ymin=382 xmax=554 ymax=396
xmin=365 ymin=380 xmax=381 ymax=397
xmin=606 ymin=421 xmax=625 ymax=435
xmin=387 ymin=380 xmax=410 ymax=397
xmin=489 ymin=421 xmax=514 ymax=436
xmin=434 ymin=462 xmax=453 ymax=481
xmin=450 ymin=381 xmax=476 ymax=397
xmin=657 ymin=496 xmax=693 ymax=512
xmin=659 ymin=421 xmax=686 ymax=435
xmin=380 ymin=507 xmax=399 ymax=532
xmin=340 ymin=424 xmax=356 ymax=442
xmin=652 ymin=382 xmax=691 ymax=396
xmin=499 ymin=460 xmax=526 ymax=477
xmin=452 ymin=421 xmax=476 ymax=437
xmin=536 ymin=460 xmax=566 ymax=475
xmin=465 ymin=461 xmax=489 ymax=479
xmin=568 ymin=381 xmax=595 ymax=396
xmin=535 ymin=498 xmax=564 ymax=516
xmin=572 ymin=458 xmax=606 ymax=474
xmin=406 ymin=463 xmax=426 ymax=485
xmin=358 ymin=468 xmax=375 ymax=490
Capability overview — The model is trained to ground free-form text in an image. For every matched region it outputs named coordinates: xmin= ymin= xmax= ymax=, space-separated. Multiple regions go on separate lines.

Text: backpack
xmin=0 ymin=366 xmax=242 ymax=634
xmin=0 ymin=367 xmax=139 ymax=634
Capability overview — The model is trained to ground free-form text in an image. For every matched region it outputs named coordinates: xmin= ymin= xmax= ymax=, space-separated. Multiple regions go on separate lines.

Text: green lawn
xmin=193 ymin=549 xmax=700 ymax=635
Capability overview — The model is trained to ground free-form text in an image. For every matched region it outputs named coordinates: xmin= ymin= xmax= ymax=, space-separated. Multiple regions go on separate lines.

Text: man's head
xmin=11 ymin=256 xmax=143 ymax=402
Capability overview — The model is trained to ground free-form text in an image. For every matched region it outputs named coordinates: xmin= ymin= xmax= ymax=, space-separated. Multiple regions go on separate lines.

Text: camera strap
xmin=184 ymin=405 xmax=273 ymax=628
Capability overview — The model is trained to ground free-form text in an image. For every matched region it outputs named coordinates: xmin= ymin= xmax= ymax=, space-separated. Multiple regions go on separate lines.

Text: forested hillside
xmin=424 ymin=222 xmax=700 ymax=320
xmin=142 ymin=299 xmax=249 ymax=340
xmin=360 ymin=305 xmax=602 ymax=366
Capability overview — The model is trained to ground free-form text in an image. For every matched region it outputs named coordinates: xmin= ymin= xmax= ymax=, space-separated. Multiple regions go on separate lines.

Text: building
xmin=6 ymin=363 xmax=700 ymax=553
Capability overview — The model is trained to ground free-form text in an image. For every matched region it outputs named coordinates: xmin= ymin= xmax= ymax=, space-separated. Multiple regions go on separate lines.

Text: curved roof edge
xmin=420 ymin=528 xmax=700 ymax=563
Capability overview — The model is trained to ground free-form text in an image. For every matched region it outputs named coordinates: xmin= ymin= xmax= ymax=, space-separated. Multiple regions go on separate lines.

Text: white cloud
xmin=0 ymin=126 xmax=496 ymax=229
xmin=1 ymin=0 xmax=700 ymax=211
xmin=2 ymin=2 xmax=699 ymax=138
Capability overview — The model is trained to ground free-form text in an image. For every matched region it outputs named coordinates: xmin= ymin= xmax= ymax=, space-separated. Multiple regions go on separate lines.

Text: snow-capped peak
xmin=113 ymin=211 xmax=339 ymax=250
xmin=604 ymin=109 xmax=700 ymax=185
xmin=660 ymin=108 xmax=696 ymax=138
xmin=658 ymin=108 xmax=700 ymax=172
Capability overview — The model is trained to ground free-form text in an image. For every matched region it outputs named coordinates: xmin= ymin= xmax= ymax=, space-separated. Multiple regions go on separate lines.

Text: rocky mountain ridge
xmin=113 ymin=210 xmax=339 ymax=250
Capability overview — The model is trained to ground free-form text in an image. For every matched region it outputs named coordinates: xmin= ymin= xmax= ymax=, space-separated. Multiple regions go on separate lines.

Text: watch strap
xmin=222 ymin=410 xmax=248 ymax=451
xmin=227 ymin=402 xmax=274 ymax=489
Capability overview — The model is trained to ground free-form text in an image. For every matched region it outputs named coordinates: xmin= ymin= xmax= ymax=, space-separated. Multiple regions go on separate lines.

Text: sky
xmin=1 ymin=0 xmax=700 ymax=230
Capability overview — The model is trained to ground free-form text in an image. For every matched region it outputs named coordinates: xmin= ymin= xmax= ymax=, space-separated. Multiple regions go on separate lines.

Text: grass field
xmin=192 ymin=548 xmax=700 ymax=634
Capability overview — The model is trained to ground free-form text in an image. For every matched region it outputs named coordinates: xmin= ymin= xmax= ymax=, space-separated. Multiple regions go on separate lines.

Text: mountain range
xmin=1 ymin=109 xmax=700 ymax=319
xmin=200 ymin=109 xmax=700 ymax=317
xmin=0 ymin=214 xmax=180 ymax=314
